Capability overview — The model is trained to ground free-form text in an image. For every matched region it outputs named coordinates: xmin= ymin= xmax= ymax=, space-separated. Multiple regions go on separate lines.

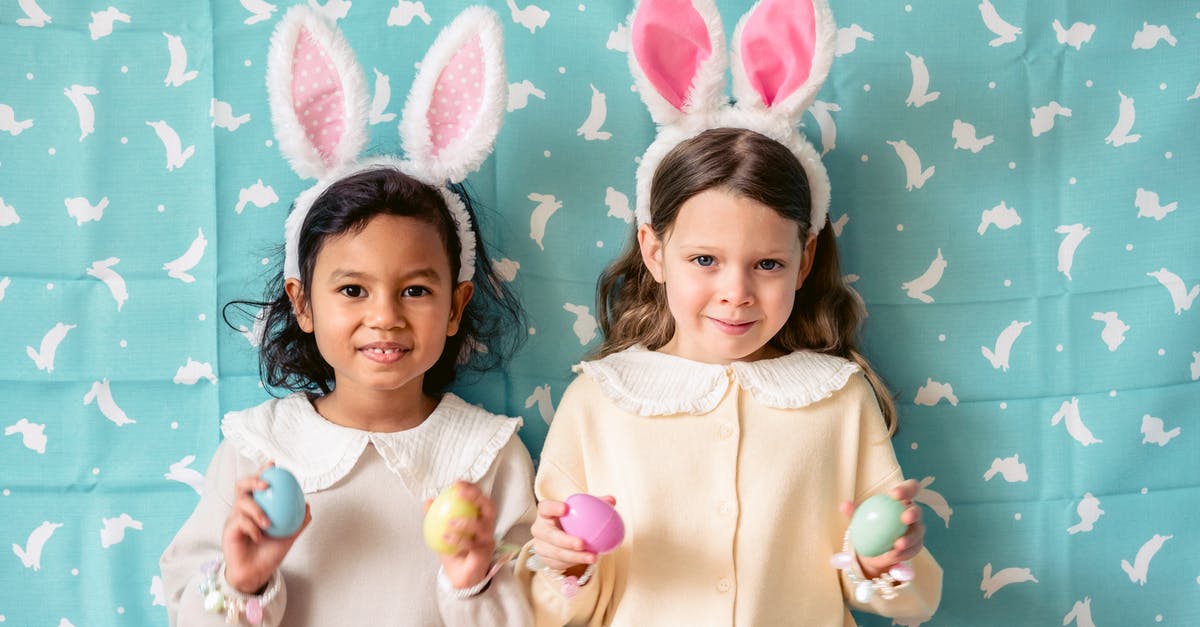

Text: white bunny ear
xmin=399 ymin=6 xmax=505 ymax=184
xmin=267 ymin=5 xmax=369 ymax=180
xmin=730 ymin=0 xmax=836 ymax=121
xmin=628 ymin=0 xmax=727 ymax=125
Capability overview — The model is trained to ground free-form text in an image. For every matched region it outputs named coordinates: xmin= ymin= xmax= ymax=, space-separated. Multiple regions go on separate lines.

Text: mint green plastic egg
xmin=848 ymin=495 xmax=907 ymax=557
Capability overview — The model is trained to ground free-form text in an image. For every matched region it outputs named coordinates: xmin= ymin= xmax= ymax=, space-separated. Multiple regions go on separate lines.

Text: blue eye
xmin=693 ymin=255 xmax=715 ymax=267
xmin=758 ymin=259 xmax=781 ymax=271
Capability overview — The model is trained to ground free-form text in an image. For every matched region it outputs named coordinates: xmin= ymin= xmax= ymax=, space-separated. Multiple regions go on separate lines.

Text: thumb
xmin=839 ymin=500 xmax=855 ymax=520
xmin=601 ymin=495 xmax=617 ymax=507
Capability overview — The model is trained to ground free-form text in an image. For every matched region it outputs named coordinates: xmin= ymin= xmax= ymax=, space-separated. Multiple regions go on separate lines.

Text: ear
xmin=628 ymin=0 xmax=727 ymax=125
xmin=284 ymin=278 xmax=314 ymax=333
xmin=267 ymin=5 xmax=369 ymax=180
xmin=399 ymin=7 xmax=506 ymax=184
xmin=637 ymin=224 xmax=666 ymax=283
xmin=729 ymin=0 xmax=836 ymax=120
xmin=446 ymin=281 xmax=475 ymax=337
xmin=795 ymin=232 xmax=818 ymax=289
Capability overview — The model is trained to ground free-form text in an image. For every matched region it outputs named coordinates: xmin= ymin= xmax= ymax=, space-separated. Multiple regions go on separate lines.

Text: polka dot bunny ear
xmin=265 ymin=6 xmax=502 ymax=283
xmin=267 ymin=5 xmax=369 ymax=181
xmin=399 ymin=6 xmax=505 ymax=185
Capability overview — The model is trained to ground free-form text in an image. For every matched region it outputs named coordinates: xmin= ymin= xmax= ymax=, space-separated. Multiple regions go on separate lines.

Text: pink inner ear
xmin=740 ymin=0 xmax=816 ymax=107
xmin=428 ymin=35 xmax=485 ymax=155
xmin=632 ymin=0 xmax=712 ymax=110
xmin=291 ymin=27 xmax=346 ymax=166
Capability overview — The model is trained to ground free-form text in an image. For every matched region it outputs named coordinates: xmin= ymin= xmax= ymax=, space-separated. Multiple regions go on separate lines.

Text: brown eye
xmin=339 ymin=285 xmax=364 ymax=298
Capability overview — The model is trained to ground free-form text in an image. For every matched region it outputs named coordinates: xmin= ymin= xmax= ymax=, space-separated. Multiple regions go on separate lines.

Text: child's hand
xmin=427 ymin=481 xmax=498 ymax=590
xmin=530 ymin=495 xmax=616 ymax=572
xmin=839 ymin=479 xmax=925 ymax=579
xmin=222 ymin=463 xmax=312 ymax=594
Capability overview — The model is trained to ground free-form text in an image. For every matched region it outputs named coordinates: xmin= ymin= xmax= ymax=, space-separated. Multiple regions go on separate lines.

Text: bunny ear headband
xmin=267 ymin=5 xmax=506 ymax=282
xmin=629 ymin=0 xmax=836 ymax=235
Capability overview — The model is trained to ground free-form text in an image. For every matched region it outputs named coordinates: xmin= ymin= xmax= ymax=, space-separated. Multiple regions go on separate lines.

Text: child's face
xmin=287 ymin=214 xmax=472 ymax=399
xmin=639 ymin=189 xmax=816 ymax=364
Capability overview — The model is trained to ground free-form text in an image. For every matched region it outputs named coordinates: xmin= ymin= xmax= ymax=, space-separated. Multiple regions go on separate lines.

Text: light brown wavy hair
xmin=595 ymin=128 xmax=897 ymax=432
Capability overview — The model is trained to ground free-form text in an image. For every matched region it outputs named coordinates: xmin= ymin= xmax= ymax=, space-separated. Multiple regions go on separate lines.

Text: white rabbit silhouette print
xmin=27 ymin=323 xmax=76 ymax=373
xmin=13 ymin=521 xmax=63 ymax=570
xmin=5 ymin=418 xmax=48 ymax=454
xmin=1066 ymin=493 xmax=1104 ymax=535
xmin=16 ymin=0 xmax=52 ymax=27
xmin=1121 ymin=534 xmax=1172 ymax=585
xmin=980 ymin=563 xmax=1037 ymax=599
xmin=0 ymin=104 xmax=33 ymax=136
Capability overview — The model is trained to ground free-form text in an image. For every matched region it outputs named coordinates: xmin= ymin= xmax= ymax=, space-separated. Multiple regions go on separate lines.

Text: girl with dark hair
xmin=161 ymin=7 xmax=535 ymax=625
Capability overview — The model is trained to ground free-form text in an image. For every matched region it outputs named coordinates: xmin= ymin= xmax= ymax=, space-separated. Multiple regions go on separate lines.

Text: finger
xmin=232 ymin=513 xmax=263 ymax=544
xmin=537 ymin=500 xmax=568 ymax=519
xmin=533 ymin=539 xmax=595 ymax=569
xmin=838 ymin=500 xmax=855 ymax=519
xmin=889 ymin=479 xmax=920 ymax=503
xmin=455 ymin=480 xmax=483 ymax=497
xmin=423 ymin=498 xmax=433 ymax=514
xmin=600 ymin=495 xmax=617 ymax=507
xmin=234 ymin=474 xmax=269 ymax=497
xmin=234 ymin=494 xmax=273 ymax=530
xmin=901 ymin=505 xmax=922 ymax=526
xmin=532 ymin=518 xmax=586 ymax=552
xmin=891 ymin=523 xmax=925 ymax=556
xmin=477 ymin=495 xmax=497 ymax=526
xmin=449 ymin=516 xmax=488 ymax=543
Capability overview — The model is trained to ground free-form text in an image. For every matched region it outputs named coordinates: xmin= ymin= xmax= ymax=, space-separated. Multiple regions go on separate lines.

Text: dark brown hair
xmin=225 ymin=168 xmax=524 ymax=397
xmin=595 ymin=128 xmax=897 ymax=431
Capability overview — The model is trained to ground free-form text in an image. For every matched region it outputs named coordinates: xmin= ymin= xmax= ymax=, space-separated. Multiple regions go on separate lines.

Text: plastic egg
xmin=848 ymin=494 xmax=908 ymax=557
xmin=252 ymin=466 xmax=305 ymax=538
xmin=559 ymin=493 xmax=625 ymax=554
xmin=423 ymin=485 xmax=480 ymax=554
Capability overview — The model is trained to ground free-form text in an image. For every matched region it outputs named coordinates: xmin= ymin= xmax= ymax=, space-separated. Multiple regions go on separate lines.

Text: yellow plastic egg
xmin=423 ymin=485 xmax=480 ymax=554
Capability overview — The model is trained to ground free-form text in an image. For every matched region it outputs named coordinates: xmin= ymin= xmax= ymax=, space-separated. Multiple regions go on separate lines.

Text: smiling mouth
xmin=709 ymin=318 xmax=756 ymax=335
xmin=360 ymin=345 xmax=410 ymax=363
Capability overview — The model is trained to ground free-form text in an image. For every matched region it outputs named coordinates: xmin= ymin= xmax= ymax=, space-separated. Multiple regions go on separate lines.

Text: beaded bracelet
xmin=829 ymin=532 xmax=914 ymax=603
xmin=197 ymin=558 xmax=280 ymax=625
xmin=524 ymin=546 xmax=596 ymax=599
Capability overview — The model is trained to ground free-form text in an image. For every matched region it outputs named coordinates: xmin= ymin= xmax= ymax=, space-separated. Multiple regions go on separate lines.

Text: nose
xmin=718 ymin=268 xmax=753 ymax=307
xmin=366 ymin=295 xmax=406 ymax=329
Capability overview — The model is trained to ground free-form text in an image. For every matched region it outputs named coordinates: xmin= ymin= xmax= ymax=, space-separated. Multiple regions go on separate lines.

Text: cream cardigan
xmin=519 ymin=347 xmax=942 ymax=626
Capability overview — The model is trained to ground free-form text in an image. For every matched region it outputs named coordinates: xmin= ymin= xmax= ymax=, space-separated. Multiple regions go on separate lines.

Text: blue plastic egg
xmin=848 ymin=494 xmax=907 ymax=557
xmin=252 ymin=466 xmax=305 ymax=538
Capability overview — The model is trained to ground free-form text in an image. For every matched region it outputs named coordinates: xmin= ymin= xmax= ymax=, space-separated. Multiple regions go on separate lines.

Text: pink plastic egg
xmin=559 ymin=494 xmax=625 ymax=554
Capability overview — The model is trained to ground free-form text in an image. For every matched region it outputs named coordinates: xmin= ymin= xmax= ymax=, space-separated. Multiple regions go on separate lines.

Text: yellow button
xmin=716 ymin=577 xmax=732 ymax=592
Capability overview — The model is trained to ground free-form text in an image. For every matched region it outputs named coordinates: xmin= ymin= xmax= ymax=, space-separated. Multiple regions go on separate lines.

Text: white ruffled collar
xmin=221 ymin=392 xmax=521 ymax=499
xmin=575 ymin=346 xmax=860 ymax=416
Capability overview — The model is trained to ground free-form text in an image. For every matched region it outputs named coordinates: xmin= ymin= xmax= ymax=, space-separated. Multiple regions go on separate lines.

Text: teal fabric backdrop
xmin=1 ymin=1 xmax=1197 ymax=625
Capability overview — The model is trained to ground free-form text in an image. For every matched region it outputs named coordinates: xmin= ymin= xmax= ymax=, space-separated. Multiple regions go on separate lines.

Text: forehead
xmin=313 ymin=214 xmax=452 ymax=278
xmin=668 ymin=189 xmax=801 ymax=250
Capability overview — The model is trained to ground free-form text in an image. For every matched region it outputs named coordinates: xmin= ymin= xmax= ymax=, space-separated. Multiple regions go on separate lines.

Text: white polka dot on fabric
xmin=428 ymin=35 xmax=486 ymax=154
xmin=291 ymin=28 xmax=345 ymax=165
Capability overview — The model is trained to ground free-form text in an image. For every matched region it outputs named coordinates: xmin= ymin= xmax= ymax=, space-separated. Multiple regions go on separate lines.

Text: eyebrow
xmin=676 ymin=244 xmax=797 ymax=258
xmin=326 ymin=267 xmax=443 ymax=282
